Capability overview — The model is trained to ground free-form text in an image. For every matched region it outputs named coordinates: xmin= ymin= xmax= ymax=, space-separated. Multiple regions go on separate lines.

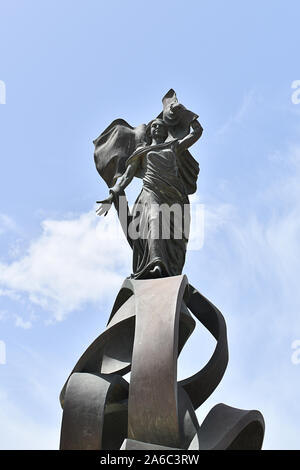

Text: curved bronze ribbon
xmin=59 ymin=275 xmax=265 ymax=450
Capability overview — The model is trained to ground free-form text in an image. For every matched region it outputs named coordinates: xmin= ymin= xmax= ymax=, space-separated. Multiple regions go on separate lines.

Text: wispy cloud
xmin=186 ymin=142 xmax=300 ymax=449
xmin=0 ymin=210 xmax=131 ymax=323
xmin=0 ymin=214 xmax=17 ymax=235
xmin=14 ymin=315 xmax=32 ymax=329
xmin=217 ymin=90 xmax=255 ymax=135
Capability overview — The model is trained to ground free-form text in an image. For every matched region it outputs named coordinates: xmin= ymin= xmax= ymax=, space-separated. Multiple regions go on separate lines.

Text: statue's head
xmin=146 ymin=118 xmax=168 ymax=144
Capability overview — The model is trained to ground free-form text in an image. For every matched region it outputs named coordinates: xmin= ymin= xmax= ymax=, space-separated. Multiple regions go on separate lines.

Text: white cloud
xmin=198 ymin=141 xmax=300 ymax=304
xmin=0 ymin=209 xmax=131 ymax=322
xmin=0 ymin=288 xmax=22 ymax=301
xmin=0 ymin=214 xmax=16 ymax=235
xmin=14 ymin=315 xmax=32 ymax=330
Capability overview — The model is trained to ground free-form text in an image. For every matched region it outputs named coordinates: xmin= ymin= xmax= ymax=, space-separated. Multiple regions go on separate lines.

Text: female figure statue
xmin=95 ymin=92 xmax=203 ymax=279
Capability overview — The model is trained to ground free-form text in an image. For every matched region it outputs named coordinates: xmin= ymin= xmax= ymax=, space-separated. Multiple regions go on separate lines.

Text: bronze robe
xmin=126 ymin=142 xmax=191 ymax=279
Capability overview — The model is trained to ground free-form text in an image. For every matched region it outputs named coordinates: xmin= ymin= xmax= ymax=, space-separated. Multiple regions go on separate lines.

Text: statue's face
xmin=150 ymin=120 xmax=168 ymax=141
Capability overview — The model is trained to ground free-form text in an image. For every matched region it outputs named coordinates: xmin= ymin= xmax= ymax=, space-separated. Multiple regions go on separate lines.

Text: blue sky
xmin=1 ymin=0 xmax=300 ymax=449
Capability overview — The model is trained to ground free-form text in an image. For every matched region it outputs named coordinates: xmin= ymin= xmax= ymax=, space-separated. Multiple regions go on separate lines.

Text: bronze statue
xmin=58 ymin=90 xmax=265 ymax=451
xmin=94 ymin=90 xmax=203 ymax=279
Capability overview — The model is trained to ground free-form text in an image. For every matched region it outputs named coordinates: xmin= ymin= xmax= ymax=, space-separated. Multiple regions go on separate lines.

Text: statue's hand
xmin=96 ymin=193 xmax=114 ymax=217
xmin=170 ymin=102 xmax=185 ymax=115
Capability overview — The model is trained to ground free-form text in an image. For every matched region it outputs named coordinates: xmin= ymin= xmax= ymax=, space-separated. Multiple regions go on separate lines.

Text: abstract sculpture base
xmin=59 ymin=275 xmax=265 ymax=450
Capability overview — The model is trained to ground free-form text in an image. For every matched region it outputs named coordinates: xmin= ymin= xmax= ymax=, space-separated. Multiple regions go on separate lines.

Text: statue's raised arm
xmin=175 ymin=118 xmax=203 ymax=153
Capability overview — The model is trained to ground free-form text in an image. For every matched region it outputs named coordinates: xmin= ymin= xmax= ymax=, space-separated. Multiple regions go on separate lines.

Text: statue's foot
xmin=149 ymin=265 xmax=163 ymax=279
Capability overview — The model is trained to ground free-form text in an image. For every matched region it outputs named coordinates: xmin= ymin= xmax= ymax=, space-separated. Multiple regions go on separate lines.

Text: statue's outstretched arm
xmin=96 ymin=159 xmax=139 ymax=217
